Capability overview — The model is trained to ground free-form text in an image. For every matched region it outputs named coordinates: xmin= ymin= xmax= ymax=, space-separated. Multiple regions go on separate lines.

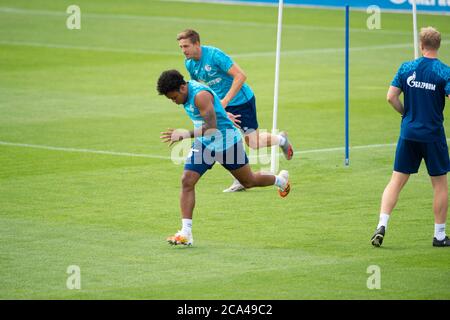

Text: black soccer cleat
xmin=371 ymin=226 xmax=385 ymax=247
xmin=433 ymin=236 xmax=450 ymax=247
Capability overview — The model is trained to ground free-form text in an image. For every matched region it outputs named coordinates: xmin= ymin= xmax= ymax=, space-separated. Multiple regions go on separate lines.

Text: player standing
xmin=371 ymin=27 xmax=450 ymax=247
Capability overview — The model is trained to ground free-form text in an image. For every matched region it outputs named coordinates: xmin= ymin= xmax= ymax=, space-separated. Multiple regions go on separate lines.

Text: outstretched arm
xmin=160 ymin=92 xmax=218 ymax=146
xmin=387 ymin=86 xmax=404 ymax=115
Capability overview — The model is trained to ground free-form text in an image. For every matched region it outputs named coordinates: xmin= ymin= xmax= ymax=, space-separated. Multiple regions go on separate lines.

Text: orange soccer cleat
xmin=280 ymin=131 xmax=294 ymax=160
xmin=167 ymin=231 xmax=194 ymax=246
xmin=278 ymin=181 xmax=291 ymax=198
xmin=277 ymin=170 xmax=291 ymax=198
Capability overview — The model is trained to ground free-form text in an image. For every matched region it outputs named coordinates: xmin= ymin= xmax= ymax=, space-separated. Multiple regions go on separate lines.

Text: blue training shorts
xmin=394 ymin=137 xmax=450 ymax=176
xmin=226 ymin=95 xmax=259 ymax=134
xmin=184 ymin=139 xmax=249 ymax=176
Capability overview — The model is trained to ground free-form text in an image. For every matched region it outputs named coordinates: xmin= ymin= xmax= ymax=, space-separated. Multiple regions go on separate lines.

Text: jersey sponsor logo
xmin=406 ymin=72 xmax=436 ymax=91
xmin=207 ymin=78 xmax=222 ymax=86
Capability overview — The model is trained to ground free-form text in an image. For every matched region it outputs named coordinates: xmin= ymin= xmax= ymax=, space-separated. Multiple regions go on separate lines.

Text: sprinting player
xmin=371 ymin=27 xmax=450 ymax=248
xmin=177 ymin=29 xmax=294 ymax=193
xmin=157 ymin=70 xmax=291 ymax=246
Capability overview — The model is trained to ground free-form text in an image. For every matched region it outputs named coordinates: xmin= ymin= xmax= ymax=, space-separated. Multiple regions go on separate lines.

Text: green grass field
xmin=1 ymin=0 xmax=449 ymax=299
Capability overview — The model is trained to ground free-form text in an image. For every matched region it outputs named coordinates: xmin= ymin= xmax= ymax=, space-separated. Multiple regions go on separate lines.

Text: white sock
xmin=434 ymin=223 xmax=446 ymax=241
xmin=182 ymin=218 xmax=192 ymax=235
xmin=278 ymin=134 xmax=286 ymax=147
xmin=274 ymin=175 xmax=286 ymax=189
xmin=377 ymin=213 xmax=390 ymax=230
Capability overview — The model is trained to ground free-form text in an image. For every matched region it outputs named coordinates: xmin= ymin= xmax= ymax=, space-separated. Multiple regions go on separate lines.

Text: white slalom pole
xmin=412 ymin=0 xmax=419 ymax=59
xmin=270 ymin=0 xmax=283 ymax=174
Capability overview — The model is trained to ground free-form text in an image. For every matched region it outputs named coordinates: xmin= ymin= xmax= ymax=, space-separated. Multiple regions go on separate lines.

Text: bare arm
xmin=160 ymin=91 xmax=218 ymax=146
xmin=387 ymin=86 xmax=404 ymax=115
xmin=221 ymin=63 xmax=247 ymax=108
xmin=191 ymin=91 xmax=217 ymax=138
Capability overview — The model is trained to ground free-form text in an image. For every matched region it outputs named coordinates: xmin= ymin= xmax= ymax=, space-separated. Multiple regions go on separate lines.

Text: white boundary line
xmin=0 ymin=140 xmax=399 ymax=161
xmin=0 ymin=40 xmax=180 ymax=56
xmin=0 ymin=141 xmax=171 ymax=160
xmin=233 ymin=42 xmax=450 ymax=58
xmin=2 ymin=40 xmax=447 ymax=59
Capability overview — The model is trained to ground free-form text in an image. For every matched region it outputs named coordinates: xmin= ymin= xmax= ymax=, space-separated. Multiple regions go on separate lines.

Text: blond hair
xmin=176 ymin=29 xmax=200 ymax=44
xmin=420 ymin=27 xmax=441 ymax=51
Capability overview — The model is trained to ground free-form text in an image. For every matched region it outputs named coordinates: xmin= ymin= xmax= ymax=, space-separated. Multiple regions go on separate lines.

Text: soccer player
xmin=177 ymin=29 xmax=294 ymax=193
xmin=157 ymin=70 xmax=291 ymax=246
xmin=371 ymin=27 xmax=450 ymax=247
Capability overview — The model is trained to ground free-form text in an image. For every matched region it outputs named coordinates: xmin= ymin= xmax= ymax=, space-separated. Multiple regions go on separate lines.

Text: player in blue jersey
xmin=371 ymin=27 xmax=450 ymax=247
xmin=176 ymin=29 xmax=294 ymax=193
xmin=157 ymin=70 xmax=291 ymax=246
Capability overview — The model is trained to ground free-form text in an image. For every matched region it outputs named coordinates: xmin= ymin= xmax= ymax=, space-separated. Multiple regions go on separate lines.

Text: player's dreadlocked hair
xmin=157 ymin=70 xmax=186 ymax=95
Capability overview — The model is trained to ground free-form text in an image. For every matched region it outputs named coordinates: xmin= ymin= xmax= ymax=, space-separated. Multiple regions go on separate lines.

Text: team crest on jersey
xmin=204 ymin=65 xmax=212 ymax=72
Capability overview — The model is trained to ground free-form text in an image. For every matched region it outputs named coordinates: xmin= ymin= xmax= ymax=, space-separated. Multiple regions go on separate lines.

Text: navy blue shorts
xmin=394 ymin=137 xmax=450 ymax=176
xmin=226 ymin=95 xmax=259 ymax=134
xmin=184 ymin=139 xmax=249 ymax=176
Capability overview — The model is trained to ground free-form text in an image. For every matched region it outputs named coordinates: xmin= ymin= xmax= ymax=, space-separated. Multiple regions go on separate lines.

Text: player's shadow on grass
xmin=371 ymin=245 xmax=410 ymax=251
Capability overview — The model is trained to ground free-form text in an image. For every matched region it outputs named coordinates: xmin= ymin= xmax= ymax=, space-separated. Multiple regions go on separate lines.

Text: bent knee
xmin=181 ymin=172 xmax=198 ymax=190
xmin=246 ymin=141 xmax=259 ymax=150
xmin=245 ymin=134 xmax=260 ymax=150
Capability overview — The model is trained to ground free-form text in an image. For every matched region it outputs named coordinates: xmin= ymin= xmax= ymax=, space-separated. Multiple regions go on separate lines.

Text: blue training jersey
xmin=183 ymin=80 xmax=242 ymax=152
xmin=391 ymin=57 xmax=450 ymax=142
xmin=185 ymin=45 xmax=254 ymax=106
